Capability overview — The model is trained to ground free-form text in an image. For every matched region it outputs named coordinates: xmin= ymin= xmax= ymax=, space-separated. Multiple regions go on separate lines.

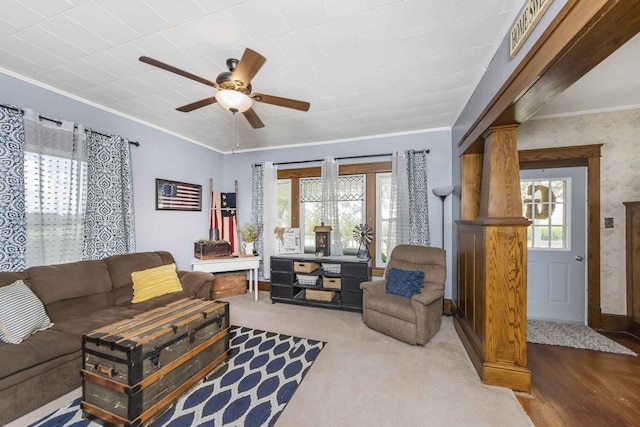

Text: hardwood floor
xmin=517 ymin=332 xmax=640 ymax=427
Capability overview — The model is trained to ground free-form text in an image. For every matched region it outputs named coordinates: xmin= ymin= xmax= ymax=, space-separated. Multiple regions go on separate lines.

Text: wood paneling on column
xmin=455 ymin=125 xmax=530 ymax=391
xmin=479 ymin=125 xmax=522 ymax=219
xmin=461 ymin=153 xmax=483 ymax=221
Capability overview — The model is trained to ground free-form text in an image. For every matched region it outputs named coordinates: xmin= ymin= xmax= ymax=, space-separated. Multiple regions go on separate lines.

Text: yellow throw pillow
xmin=131 ymin=263 xmax=183 ymax=303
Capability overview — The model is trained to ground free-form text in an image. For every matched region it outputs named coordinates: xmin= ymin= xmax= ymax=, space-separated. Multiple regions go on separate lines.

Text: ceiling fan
xmin=139 ymin=48 xmax=310 ymax=129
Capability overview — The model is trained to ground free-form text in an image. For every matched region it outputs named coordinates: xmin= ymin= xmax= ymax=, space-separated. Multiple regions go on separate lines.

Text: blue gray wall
xmin=449 ymin=0 xmax=569 ymax=302
xmin=0 ymin=71 xmax=224 ymax=269
xmin=451 ymin=0 xmax=568 ymax=146
xmin=221 ymin=130 xmax=456 ymax=298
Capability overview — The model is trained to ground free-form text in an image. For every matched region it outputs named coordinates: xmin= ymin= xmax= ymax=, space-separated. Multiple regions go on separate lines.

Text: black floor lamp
xmin=432 ymin=185 xmax=454 ymax=316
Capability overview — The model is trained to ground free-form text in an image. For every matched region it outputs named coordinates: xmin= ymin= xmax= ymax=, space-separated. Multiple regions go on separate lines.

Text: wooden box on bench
xmin=81 ymin=298 xmax=230 ymax=427
xmin=211 ymin=272 xmax=247 ymax=299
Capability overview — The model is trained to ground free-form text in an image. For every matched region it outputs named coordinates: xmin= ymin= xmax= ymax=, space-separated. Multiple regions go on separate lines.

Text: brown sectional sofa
xmin=0 ymin=251 xmax=214 ymax=425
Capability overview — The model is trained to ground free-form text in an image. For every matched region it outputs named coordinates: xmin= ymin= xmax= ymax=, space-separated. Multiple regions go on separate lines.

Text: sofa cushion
xmin=131 ymin=263 xmax=183 ymax=303
xmin=0 ymin=329 xmax=78 ymax=381
xmin=0 ymin=281 xmax=52 ymax=344
xmin=385 ymin=268 xmax=425 ymax=298
xmin=104 ymin=252 xmax=168 ymax=305
xmin=26 ymin=260 xmax=112 ymax=306
xmin=52 ymin=306 xmax=142 ymax=337
xmin=366 ymin=292 xmax=416 ymax=323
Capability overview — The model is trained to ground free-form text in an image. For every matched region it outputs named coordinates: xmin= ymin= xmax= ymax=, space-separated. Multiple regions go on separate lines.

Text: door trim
xmin=519 ymin=144 xmax=602 ymax=327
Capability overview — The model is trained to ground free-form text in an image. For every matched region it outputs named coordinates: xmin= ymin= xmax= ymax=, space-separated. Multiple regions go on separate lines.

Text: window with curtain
xmin=276 ymin=162 xmax=392 ymax=275
xmin=24 ymin=151 xmax=87 ymax=266
xmin=299 ymin=175 xmax=366 ymax=254
xmin=23 ymin=109 xmax=88 ymax=267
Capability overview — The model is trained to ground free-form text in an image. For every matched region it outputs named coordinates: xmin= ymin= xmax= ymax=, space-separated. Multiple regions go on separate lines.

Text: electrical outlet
xmin=604 ymin=217 xmax=614 ymax=228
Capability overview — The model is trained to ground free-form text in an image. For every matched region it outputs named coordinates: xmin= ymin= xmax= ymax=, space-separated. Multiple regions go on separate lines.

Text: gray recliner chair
xmin=360 ymin=245 xmax=446 ymax=345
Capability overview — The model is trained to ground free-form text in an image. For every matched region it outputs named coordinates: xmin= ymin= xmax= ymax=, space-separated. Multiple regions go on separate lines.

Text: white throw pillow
xmin=0 ymin=280 xmax=52 ymax=344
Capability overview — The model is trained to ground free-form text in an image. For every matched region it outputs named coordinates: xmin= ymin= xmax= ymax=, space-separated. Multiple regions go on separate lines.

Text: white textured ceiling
xmin=0 ymin=0 xmax=526 ymax=152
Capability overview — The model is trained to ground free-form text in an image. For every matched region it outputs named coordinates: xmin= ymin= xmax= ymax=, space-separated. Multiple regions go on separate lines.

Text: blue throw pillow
xmin=385 ymin=268 xmax=425 ymax=298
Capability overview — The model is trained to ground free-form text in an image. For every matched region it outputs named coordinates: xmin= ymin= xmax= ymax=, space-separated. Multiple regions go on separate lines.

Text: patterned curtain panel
xmin=0 ymin=106 xmax=26 ymax=271
xmin=23 ymin=108 xmax=88 ymax=267
xmin=83 ymin=131 xmax=135 ymax=260
xmin=406 ymin=149 xmax=431 ymax=246
xmin=250 ymin=163 xmax=265 ymax=277
xmin=321 ymin=156 xmax=344 ymax=256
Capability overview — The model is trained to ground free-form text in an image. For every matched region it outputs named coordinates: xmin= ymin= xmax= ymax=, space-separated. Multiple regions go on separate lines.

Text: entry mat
xmin=30 ymin=326 xmax=325 ymax=427
xmin=527 ymin=319 xmax=636 ymax=356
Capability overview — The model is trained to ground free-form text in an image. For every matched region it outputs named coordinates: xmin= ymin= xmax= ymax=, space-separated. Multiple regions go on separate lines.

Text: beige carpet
xmin=10 ymin=291 xmax=533 ymax=427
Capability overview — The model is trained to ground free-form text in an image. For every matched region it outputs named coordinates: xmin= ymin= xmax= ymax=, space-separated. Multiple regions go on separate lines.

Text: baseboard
xmin=257 ymin=280 xmax=270 ymax=291
xmin=630 ymin=319 xmax=640 ymax=339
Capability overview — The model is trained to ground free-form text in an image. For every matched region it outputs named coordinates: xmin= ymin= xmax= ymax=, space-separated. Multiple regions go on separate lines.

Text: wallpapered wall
xmin=518 ymin=108 xmax=640 ymax=315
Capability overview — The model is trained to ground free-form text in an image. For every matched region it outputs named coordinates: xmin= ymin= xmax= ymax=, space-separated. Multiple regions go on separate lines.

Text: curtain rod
xmin=0 ymin=104 xmax=140 ymax=147
xmin=253 ymin=149 xmax=430 ymax=167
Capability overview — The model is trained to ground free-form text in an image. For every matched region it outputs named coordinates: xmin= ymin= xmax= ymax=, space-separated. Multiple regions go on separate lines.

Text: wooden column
xmin=455 ymin=125 xmax=531 ymax=391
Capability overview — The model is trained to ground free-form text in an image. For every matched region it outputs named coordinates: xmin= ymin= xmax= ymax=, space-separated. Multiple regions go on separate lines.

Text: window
xmin=277 ymin=179 xmax=291 ymax=228
xmin=24 ymin=151 xmax=87 ymax=266
xmin=376 ymin=173 xmax=392 ymax=267
xmin=277 ymin=161 xmax=392 ymax=275
xmin=521 ymin=178 xmax=569 ymax=249
xmin=299 ymin=175 xmax=366 ymax=254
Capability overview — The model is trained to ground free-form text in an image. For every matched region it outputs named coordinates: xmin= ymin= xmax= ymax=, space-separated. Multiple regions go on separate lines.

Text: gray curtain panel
xmin=406 ymin=149 xmax=431 ymax=246
xmin=0 ymin=106 xmax=26 ymax=271
xmin=82 ymin=131 xmax=135 ymax=260
xmin=251 ymin=163 xmax=265 ymax=277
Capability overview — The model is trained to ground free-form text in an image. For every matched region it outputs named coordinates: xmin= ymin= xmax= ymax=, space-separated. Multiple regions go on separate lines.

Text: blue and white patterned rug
xmin=30 ymin=326 xmax=325 ymax=427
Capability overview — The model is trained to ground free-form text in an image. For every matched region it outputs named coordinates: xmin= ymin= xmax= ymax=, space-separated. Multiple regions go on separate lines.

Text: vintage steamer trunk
xmin=81 ymin=298 xmax=230 ymax=427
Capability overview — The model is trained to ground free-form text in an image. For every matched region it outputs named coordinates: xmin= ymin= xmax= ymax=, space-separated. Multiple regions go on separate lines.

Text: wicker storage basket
xmin=294 ymin=261 xmax=321 ymax=273
xmin=322 ymin=277 xmax=341 ymax=289
xmin=306 ymin=289 xmax=335 ymax=302
xmin=297 ymin=274 xmax=319 ymax=285
xmin=322 ymin=263 xmax=341 ymax=274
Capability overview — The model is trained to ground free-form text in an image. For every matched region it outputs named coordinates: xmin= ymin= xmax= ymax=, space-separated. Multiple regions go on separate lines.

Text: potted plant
xmin=239 ymin=223 xmax=261 ymax=255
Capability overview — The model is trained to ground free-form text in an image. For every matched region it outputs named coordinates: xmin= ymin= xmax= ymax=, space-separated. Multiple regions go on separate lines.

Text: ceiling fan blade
xmin=139 ymin=56 xmax=218 ymax=88
xmin=232 ymin=48 xmax=266 ymax=85
xmin=176 ymin=97 xmax=217 ymax=112
xmin=252 ymin=93 xmax=310 ymax=111
xmin=242 ymin=107 xmax=265 ymax=129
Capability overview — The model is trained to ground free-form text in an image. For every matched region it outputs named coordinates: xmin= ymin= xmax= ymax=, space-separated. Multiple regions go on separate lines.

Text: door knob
xmin=575 ymin=255 xmax=584 ymax=261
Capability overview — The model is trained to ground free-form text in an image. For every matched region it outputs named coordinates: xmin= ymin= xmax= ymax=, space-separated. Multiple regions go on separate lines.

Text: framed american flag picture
xmin=156 ymin=179 xmax=202 ymax=211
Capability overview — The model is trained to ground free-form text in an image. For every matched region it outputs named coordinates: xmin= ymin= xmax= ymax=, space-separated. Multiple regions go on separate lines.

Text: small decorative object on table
xmin=239 ymin=223 xmax=261 ymax=255
xmin=313 ymin=222 xmax=332 ymax=257
xmin=194 ymin=239 xmax=232 ymax=259
xmin=353 ymin=223 xmax=373 ymax=260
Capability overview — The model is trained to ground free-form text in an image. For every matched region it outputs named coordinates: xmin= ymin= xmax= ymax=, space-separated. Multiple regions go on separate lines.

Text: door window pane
xmin=521 ymin=178 xmax=569 ymax=250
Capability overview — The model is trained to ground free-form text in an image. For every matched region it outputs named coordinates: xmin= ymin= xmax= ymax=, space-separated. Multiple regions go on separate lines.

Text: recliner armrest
xmin=360 ymin=280 xmax=386 ymax=294
xmin=411 ymin=289 xmax=443 ymax=306
xmin=178 ymin=270 xmax=214 ymax=299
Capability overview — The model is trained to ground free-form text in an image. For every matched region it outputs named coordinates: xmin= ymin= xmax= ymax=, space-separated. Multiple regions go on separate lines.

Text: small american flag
xmin=157 ymin=180 xmax=201 ymax=211
xmin=211 ymin=192 xmax=238 ymax=252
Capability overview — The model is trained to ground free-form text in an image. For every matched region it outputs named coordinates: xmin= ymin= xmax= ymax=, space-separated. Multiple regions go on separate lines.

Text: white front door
xmin=520 ymin=167 xmax=587 ymax=323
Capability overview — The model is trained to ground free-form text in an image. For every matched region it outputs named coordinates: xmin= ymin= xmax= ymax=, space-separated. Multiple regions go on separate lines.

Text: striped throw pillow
xmin=131 ymin=263 xmax=183 ymax=303
xmin=0 ymin=280 xmax=52 ymax=344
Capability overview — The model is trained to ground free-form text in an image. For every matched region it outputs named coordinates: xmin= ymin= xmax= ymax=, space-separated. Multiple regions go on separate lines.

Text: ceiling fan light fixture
xmin=215 ymin=90 xmax=252 ymax=113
